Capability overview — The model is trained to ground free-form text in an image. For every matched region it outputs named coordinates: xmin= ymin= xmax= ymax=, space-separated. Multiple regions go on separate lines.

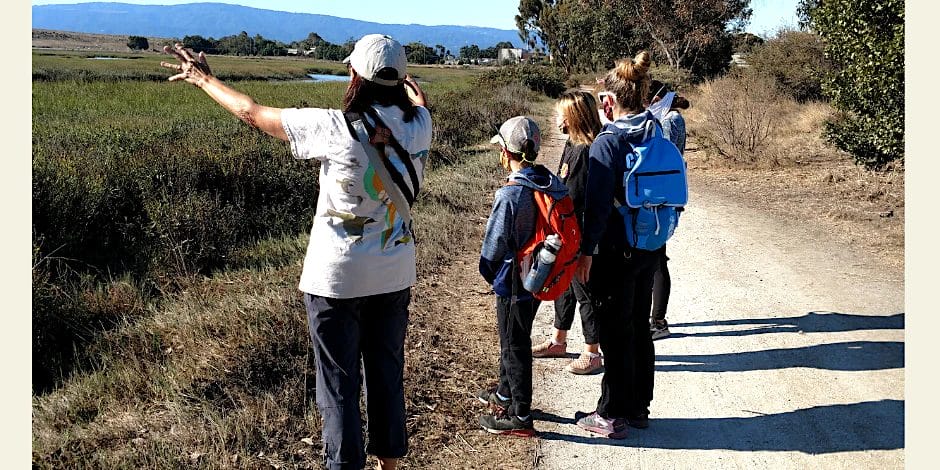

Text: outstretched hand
xmin=160 ymin=43 xmax=213 ymax=87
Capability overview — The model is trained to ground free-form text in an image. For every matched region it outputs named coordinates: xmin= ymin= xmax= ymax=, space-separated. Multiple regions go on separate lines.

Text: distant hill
xmin=31 ymin=2 xmax=522 ymax=54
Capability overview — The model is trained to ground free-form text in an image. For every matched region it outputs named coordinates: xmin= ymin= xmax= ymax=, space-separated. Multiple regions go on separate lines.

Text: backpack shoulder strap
xmin=343 ymin=110 xmax=415 ymax=205
xmin=343 ymin=111 xmax=415 ymax=238
xmin=363 ymin=108 xmax=421 ymax=197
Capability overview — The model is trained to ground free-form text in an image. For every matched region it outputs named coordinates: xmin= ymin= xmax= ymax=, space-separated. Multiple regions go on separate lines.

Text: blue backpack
xmin=603 ymin=121 xmax=688 ymax=251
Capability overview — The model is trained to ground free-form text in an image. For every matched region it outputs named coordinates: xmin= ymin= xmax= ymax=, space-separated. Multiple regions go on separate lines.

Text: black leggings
xmin=552 ymin=280 xmax=599 ymax=344
xmin=651 ymin=247 xmax=670 ymax=323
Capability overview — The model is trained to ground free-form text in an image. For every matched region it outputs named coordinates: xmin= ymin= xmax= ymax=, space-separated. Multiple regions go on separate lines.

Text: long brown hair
xmin=342 ymin=67 xmax=417 ymax=122
xmin=602 ymin=51 xmax=652 ymax=113
xmin=556 ymin=90 xmax=601 ymax=146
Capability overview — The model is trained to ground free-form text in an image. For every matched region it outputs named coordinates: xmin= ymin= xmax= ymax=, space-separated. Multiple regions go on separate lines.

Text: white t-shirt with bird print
xmin=282 ymin=104 xmax=431 ymax=299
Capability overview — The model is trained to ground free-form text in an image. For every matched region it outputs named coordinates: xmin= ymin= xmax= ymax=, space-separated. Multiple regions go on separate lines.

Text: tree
xmin=516 ymin=0 xmax=645 ymax=74
xmin=126 ymin=35 xmax=149 ymax=50
xmin=732 ymin=32 xmax=764 ymax=54
xmin=181 ymin=35 xmax=214 ymax=53
xmin=404 ymin=42 xmax=441 ymax=64
xmin=459 ymin=44 xmax=481 ymax=60
xmin=633 ymin=0 xmax=751 ymax=76
xmin=746 ymin=28 xmax=829 ymax=102
xmin=799 ymin=0 xmax=904 ymax=169
xmin=519 ymin=0 xmax=749 ymax=76
xmin=314 ymin=43 xmax=347 ymax=61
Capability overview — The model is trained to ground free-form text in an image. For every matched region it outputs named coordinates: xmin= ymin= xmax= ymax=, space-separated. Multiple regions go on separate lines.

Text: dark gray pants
xmin=651 ymin=246 xmax=671 ymax=323
xmin=552 ymin=279 xmax=599 ymax=344
xmin=588 ymin=249 xmax=658 ymax=419
xmin=495 ymin=295 xmax=540 ymax=417
xmin=304 ymin=288 xmax=410 ymax=470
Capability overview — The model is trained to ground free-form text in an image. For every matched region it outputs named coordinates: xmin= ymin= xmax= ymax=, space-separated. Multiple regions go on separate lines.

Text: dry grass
xmin=683 ymin=85 xmax=904 ymax=272
xmin=32 ymin=149 xmax=538 ymax=469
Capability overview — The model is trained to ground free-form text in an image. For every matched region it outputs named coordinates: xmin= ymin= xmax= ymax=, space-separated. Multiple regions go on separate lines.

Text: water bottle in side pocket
xmin=523 ymin=234 xmax=562 ymax=293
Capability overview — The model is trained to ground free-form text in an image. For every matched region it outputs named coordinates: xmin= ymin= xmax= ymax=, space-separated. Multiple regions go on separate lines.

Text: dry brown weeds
xmin=682 ymin=91 xmax=904 ymax=271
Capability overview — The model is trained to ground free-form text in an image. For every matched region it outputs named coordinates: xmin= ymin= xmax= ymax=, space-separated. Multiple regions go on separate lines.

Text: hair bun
xmin=633 ymin=51 xmax=651 ymax=73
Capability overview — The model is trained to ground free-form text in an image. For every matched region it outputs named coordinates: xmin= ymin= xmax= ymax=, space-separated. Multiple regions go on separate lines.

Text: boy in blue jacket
xmin=477 ymin=116 xmax=569 ymax=437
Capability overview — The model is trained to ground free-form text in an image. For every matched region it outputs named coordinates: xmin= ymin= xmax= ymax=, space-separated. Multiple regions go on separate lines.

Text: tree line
xmin=515 ymin=0 xmax=903 ymax=169
xmin=516 ymin=0 xmax=751 ymax=77
xmin=131 ymin=30 xmax=518 ymax=65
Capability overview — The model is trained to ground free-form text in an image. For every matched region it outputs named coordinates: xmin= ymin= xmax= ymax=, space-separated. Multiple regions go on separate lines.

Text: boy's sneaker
xmin=479 ymin=413 xmax=536 ymax=437
xmin=575 ymin=411 xmax=628 ymax=439
xmin=531 ymin=339 xmax=567 ymax=358
xmin=476 ymin=389 xmax=511 ymax=417
xmin=564 ymin=353 xmax=603 ymax=375
xmin=651 ymin=320 xmax=670 ymax=340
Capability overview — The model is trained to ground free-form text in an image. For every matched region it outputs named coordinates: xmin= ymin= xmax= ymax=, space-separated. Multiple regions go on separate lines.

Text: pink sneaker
xmin=531 ymin=339 xmax=567 ymax=358
xmin=564 ymin=353 xmax=603 ymax=374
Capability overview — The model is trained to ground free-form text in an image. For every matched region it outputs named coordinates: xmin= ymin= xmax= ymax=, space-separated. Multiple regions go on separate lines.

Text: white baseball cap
xmin=342 ymin=34 xmax=407 ymax=86
xmin=490 ymin=116 xmax=541 ymax=158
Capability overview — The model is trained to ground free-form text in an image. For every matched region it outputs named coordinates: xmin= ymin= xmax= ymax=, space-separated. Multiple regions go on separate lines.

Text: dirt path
xmin=524 ymin=123 xmax=905 ymax=468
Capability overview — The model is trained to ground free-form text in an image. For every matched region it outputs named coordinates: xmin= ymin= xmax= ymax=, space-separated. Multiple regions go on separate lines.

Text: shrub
xmin=746 ymin=29 xmax=829 ymax=102
xmin=427 ymin=83 xmax=535 ymax=165
xmin=695 ymin=72 xmax=786 ymax=163
xmin=800 ymin=0 xmax=904 ymax=169
xmin=475 ymin=64 xmax=566 ymax=98
xmin=127 ymin=36 xmax=149 ymax=51
xmin=649 ymin=65 xmax=693 ymax=93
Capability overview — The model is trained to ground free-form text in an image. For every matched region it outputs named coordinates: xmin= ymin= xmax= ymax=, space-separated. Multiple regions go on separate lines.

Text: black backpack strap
xmin=344 ymin=111 xmax=363 ymax=141
xmin=364 ymin=108 xmax=421 ymax=198
xmin=343 ymin=110 xmax=415 ymax=207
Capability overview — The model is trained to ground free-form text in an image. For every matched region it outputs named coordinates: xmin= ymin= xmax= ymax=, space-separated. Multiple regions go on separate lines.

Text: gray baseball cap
xmin=490 ymin=116 xmax=541 ymax=158
xmin=342 ymin=34 xmax=407 ymax=86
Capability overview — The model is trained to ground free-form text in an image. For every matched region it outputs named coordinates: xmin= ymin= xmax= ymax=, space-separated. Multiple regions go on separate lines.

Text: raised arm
xmin=160 ymin=43 xmax=287 ymax=141
xmin=403 ymin=74 xmax=428 ymax=108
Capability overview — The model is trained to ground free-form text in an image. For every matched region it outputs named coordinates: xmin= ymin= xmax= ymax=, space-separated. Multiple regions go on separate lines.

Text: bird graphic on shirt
xmin=327 ymin=209 xmax=375 ymax=243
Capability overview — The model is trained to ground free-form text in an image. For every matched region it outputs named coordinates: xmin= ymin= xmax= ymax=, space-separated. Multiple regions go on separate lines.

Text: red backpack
xmin=511 ymin=183 xmax=582 ymax=301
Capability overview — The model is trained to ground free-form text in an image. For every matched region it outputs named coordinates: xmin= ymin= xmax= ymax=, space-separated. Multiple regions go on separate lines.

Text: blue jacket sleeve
xmin=662 ymin=113 xmax=674 ymax=142
xmin=580 ymin=137 xmax=618 ymax=255
xmin=479 ymin=187 xmax=515 ymax=285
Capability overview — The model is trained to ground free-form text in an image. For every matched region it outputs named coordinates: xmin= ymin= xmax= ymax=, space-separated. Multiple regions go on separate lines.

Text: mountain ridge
xmin=31 ymin=2 xmax=523 ymax=54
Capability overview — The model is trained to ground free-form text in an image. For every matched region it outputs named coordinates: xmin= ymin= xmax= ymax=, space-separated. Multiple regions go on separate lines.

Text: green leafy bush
xmin=801 ymin=0 xmax=904 ymax=169
xmin=746 ymin=29 xmax=829 ymax=102
xmin=475 ymin=64 xmax=566 ymax=98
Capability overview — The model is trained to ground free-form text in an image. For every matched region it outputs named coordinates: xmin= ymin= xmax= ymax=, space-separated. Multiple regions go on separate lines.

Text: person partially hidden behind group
xmin=531 ymin=89 xmax=604 ymax=375
xmin=648 ymin=92 xmax=690 ymax=340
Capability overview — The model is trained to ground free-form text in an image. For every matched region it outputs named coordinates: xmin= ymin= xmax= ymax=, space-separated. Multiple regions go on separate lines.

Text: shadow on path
xmin=656 ymin=340 xmax=903 ymax=372
xmin=666 ymin=311 xmax=904 ymax=339
xmin=536 ymin=399 xmax=903 ymax=454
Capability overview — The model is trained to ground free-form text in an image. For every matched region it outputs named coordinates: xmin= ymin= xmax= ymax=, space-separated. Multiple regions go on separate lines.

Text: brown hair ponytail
xmin=603 ymin=51 xmax=652 ymax=113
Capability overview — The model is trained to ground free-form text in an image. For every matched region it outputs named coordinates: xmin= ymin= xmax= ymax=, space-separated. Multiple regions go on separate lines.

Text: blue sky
xmin=32 ymin=0 xmax=800 ymax=36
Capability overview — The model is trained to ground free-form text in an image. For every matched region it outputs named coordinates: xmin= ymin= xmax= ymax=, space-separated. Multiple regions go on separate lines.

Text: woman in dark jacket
xmin=531 ymin=90 xmax=604 ymax=375
xmin=575 ymin=51 xmax=661 ymax=439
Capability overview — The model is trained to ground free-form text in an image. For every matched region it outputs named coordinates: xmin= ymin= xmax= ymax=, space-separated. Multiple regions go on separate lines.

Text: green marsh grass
xmin=33 ymin=53 xmax=543 ymax=467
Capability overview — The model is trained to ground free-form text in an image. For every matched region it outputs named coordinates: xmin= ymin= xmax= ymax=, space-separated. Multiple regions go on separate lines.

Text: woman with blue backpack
xmin=574 ymin=51 xmax=687 ymax=439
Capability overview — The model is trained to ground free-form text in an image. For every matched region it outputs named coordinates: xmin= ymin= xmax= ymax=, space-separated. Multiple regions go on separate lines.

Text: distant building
xmin=730 ymin=53 xmax=750 ymax=68
xmin=498 ymin=48 xmax=526 ymax=63
xmin=287 ymin=48 xmax=316 ymax=56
